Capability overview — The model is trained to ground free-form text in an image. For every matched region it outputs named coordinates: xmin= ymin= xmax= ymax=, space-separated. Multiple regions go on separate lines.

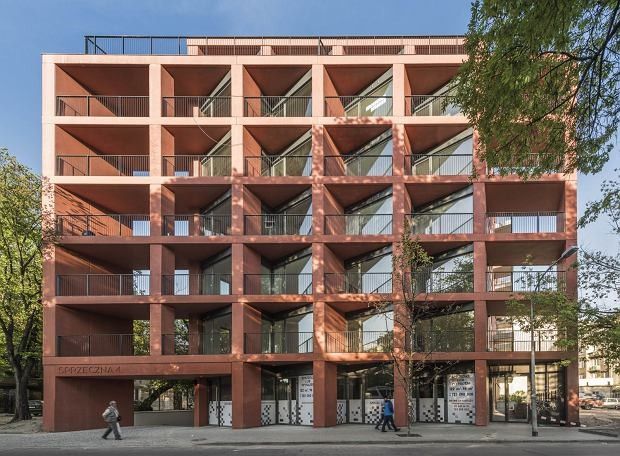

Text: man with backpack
xmin=101 ymin=400 xmax=122 ymax=440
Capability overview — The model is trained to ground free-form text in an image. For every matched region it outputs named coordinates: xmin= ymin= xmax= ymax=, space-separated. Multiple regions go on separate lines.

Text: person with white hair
xmin=101 ymin=400 xmax=122 ymax=440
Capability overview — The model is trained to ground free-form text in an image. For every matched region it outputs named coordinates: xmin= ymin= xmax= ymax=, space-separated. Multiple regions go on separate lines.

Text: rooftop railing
xmin=56 ymin=155 xmax=149 ymax=177
xmin=162 ymin=96 xmax=231 ymax=117
xmin=56 ymin=274 xmax=150 ymax=296
xmin=326 ymin=330 xmax=393 ymax=353
xmin=56 ymin=95 xmax=149 ymax=117
xmin=162 ymin=333 xmax=231 ymax=355
xmin=325 ymin=96 xmax=393 ymax=117
xmin=245 ymin=155 xmax=312 ymax=177
xmin=161 ymin=273 xmax=232 ymax=296
xmin=161 ymin=155 xmax=231 ymax=177
xmin=244 ymin=96 xmax=312 ymax=117
xmin=324 ymin=214 xmax=393 ymax=235
xmin=408 ymin=213 xmax=473 ymax=235
xmin=244 ymin=332 xmax=313 ymax=354
xmin=244 ymin=214 xmax=312 ymax=236
xmin=486 ymin=212 xmax=565 ymax=234
xmin=162 ymin=214 xmax=231 ymax=236
xmin=56 ymin=214 xmax=150 ymax=237
xmin=84 ymin=35 xmax=465 ymax=56
xmin=57 ymin=334 xmax=149 ymax=357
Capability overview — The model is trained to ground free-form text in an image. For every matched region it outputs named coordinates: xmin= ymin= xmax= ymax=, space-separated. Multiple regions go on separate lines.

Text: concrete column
xmin=393 ymin=182 xmax=407 ymax=237
xmin=231 ymin=64 xmax=244 ymax=118
xmin=189 ymin=316 xmax=201 ymax=355
xmin=472 ymin=129 xmax=486 ymax=176
xmin=473 ymin=241 xmax=487 ymax=293
xmin=393 ymin=361 xmax=408 ymax=427
xmin=312 ymin=124 xmax=325 ymax=177
xmin=474 ymin=300 xmax=488 ymax=352
xmin=474 ymin=359 xmax=489 ymax=426
xmin=232 ymin=362 xmax=262 ymax=428
xmin=563 ymin=179 xmax=578 ymax=239
xmin=473 ymin=182 xmax=487 ymax=234
xmin=392 ymin=124 xmax=406 ymax=177
xmin=231 ymin=302 xmax=260 ymax=355
xmin=231 ymin=123 xmax=244 ymax=177
xmin=312 ymin=64 xmax=324 ymax=117
xmin=149 ymin=63 xmax=162 ymax=118
xmin=565 ymin=360 xmax=580 ymax=425
xmin=194 ymin=378 xmax=209 ymax=427
xmin=392 ymin=64 xmax=405 ymax=117
xmin=231 ymin=183 xmax=244 ymax=235
xmin=150 ymin=302 xmax=175 ymax=355
xmin=313 ymin=361 xmax=337 ymax=427
xmin=41 ymin=58 xmax=56 ymax=177
xmin=149 ymin=124 xmax=162 ymax=177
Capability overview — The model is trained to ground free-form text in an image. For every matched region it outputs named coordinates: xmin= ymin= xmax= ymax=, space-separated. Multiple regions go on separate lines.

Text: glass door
xmin=491 ymin=373 xmax=530 ymax=422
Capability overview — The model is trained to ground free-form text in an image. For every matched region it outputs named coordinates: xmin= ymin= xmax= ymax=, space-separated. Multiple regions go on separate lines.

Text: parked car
xmin=601 ymin=398 xmax=620 ymax=409
xmin=579 ymin=396 xmax=603 ymax=409
xmin=28 ymin=400 xmax=43 ymax=416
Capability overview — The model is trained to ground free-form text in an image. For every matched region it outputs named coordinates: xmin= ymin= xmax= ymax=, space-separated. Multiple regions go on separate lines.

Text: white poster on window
xmin=297 ymin=375 xmax=313 ymax=425
xmin=447 ymin=373 xmax=475 ymax=424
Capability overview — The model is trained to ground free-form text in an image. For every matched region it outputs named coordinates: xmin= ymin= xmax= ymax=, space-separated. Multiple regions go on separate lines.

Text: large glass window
xmin=344 ymin=131 xmax=393 ymax=176
xmin=346 ymin=189 xmax=392 ymax=235
xmin=345 ymin=247 xmax=392 ymax=293
xmin=202 ymin=308 xmax=232 ymax=354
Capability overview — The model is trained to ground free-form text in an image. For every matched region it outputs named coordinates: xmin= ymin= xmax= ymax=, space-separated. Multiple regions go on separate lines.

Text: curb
xmin=196 ymin=439 xmax=620 ymax=446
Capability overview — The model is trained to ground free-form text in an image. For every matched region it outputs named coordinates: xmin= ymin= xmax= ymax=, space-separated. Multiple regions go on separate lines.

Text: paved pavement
xmin=0 ymin=423 xmax=617 ymax=452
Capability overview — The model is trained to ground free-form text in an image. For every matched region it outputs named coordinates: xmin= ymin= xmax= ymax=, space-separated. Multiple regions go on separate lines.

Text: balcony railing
xmin=162 ymin=332 xmax=231 ymax=355
xmin=244 ymin=273 xmax=312 ymax=295
xmin=408 ymin=213 xmax=473 ymax=235
xmin=324 ymin=214 xmax=392 ymax=235
xmin=161 ymin=96 xmax=231 ymax=117
xmin=162 ymin=214 xmax=231 ymax=236
xmin=407 ymin=95 xmax=461 ymax=116
xmin=487 ymin=329 xmax=567 ymax=352
xmin=324 ymin=96 xmax=393 ymax=117
xmin=409 ymin=154 xmax=472 ymax=176
xmin=244 ymin=96 xmax=312 ymax=117
xmin=486 ymin=154 xmax=564 ymax=174
xmin=324 ymin=155 xmax=393 ymax=176
xmin=57 ymin=334 xmax=149 ymax=356
xmin=84 ymin=36 xmax=465 ymax=56
xmin=244 ymin=332 xmax=313 ymax=354
xmin=161 ymin=273 xmax=232 ymax=295
xmin=411 ymin=330 xmax=474 ymax=352
xmin=324 ymin=272 xmax=392 ymax=294
xmin=486 ymin=271 xmax=566 ymax=292
xmin=56 ymin=155 xmax=149 ymax=177
xmin=486 ymin=212 xmax=565 ymax=234
xmin=245 ymin=155 xmax=312 ymax=177
xmin=56 ymin=214 xmax=150 ymax=237
xmin=244 ymin=214 xmax=312 ymax=235
xmin=411 ymin=271 xmax=474 ymax=293
xmin=56 ymin=95 xmax=149 ymax=117
xmin=326 ymin=330 xmax=393 ymax=353
xmin=56 ymin=274 xmax=150 ymax=296
xmin=161 ymin=155 xmax=231 ymax=177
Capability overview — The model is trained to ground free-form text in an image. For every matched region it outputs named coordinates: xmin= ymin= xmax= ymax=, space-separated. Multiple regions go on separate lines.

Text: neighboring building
xmin=42 ymin=35 xmax=579 ymax=432
xmin=579 ymin=347 xmax=620 ymax=397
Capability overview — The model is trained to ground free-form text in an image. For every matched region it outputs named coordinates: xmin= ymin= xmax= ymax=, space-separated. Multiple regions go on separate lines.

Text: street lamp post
xmin=529 ymin=245 xmax=578 ymax=437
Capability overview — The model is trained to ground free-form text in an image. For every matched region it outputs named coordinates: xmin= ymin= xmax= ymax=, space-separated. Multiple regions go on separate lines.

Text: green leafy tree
xmin=0 ymin=148 xmax=55 ymax=421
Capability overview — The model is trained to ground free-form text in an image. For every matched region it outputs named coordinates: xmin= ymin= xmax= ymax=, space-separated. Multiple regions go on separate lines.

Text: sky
xmin=0 ymin=0 xmax=617 ymax=257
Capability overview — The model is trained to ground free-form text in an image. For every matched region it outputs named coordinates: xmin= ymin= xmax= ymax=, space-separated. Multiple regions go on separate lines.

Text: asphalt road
xmin=2 ymin=443 xmax=619 ymax=456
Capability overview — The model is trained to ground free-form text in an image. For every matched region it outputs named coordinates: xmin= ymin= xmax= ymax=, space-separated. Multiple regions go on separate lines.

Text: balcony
xmin=326 ymin=331 xmax=393 ymax=353
xmin=407 ymin=94 xmax=460 ymax=116
xmin=56 ymin=155 xmax=149 ymax=177
xmin=324 ymin=214 xmax=392 ymax=235
xmin=415 ymin=271 xmax=474 ymax=293
xmin=411 ymin=330 xmax=474 ymax=352
xmin=244 ymin=214 xmax=312 ymax=236
xmin=486 ymin=270 xmax=566 ymax=292
xmin=486 ymin=212 xmax=565 ymax=234
xmin=244 ymin=273 xmax=312 ymax=295
xmin=409 ymin=213 xmax=473 ymax=235
xmin=486 ymin=154 xmax=564 ymax=174
xmin=324 ymin=96 xmax=393 ymax=117
xmin=162 ymin=214 xmax=231 ymax=236
xmin=161 ymin=155 xmax=231 ymax=177
xmin=56 ymin=274 xmax=150 ymax=296
xmin=244 ymin=96 xmax=312 ymax=117
xmin=57 ymin=334 xmax=149 ymax=356
xmin=324 ymin=272 xmax=392 ymax=294
xmin=56 ymin=95 xmax=149 ymax=117
xmin=56 ymin=214 xmax=150 ymax=237
xmin=487 ymin=329 xmax=567 ymax=352
xmin=161 ymin=273 xmax=231 ymax=295
xmin=324 ymin=155 xmax=393 ymax=176
xmin=245 ymin=154 xmax=312 ymax=177
xmin=244 ymin=332 xmax=313 ymax=354
xmin=162 ymin=333 xmax=231 ymax=355
xmin=162 ymin=96 xmax=231 ymax=117
xmin=409 ymin=154 xmax=472 ymax=176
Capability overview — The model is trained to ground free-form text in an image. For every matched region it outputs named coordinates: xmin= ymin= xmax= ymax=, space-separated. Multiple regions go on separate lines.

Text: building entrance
xmin=490 ymin=372 xmax=530 ymax=422
xmin=261 ymin=365 xmax=313 ymax=426
xmin=207 ymin=376 xmax=232 ymax=426
xmin=337 ymin=364 xmax=393 ymax=425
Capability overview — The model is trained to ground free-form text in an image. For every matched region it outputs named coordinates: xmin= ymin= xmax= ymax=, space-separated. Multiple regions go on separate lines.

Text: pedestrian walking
xmin=101 ymin=400 xmax=122 ymax=440
xmin=380 ymin=397 xmax=400 ymax=432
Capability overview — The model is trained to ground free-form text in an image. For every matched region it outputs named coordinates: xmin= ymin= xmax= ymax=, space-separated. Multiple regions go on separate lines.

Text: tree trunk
xmin=12 ymin=372 xmax=32 ymax=422
xmin=135 ymin=382 xmax=175 ymax=411
xmin=173 ymin=389 xmax=183 ymax=410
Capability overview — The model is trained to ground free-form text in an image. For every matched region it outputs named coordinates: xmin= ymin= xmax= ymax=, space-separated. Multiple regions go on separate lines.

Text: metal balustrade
xmin=56 ymin=274 xmax=150 ymax=296
xmin=244 ymin=214 xmax=312 ymax=235
xmin=161 ymin=155 xmax=231 ymax=176
xmin=410 ymin=271 xmax=475 ymax=293
xmin=326 ymin=331 xmax=393 ymax=353
xmin=162 ymin=215 xmax=231 ymax=236
xmin=244 ymin=273 xmax=312 ymax=295
xmin=84 ymin=35 xmax=465 ymax=56
xmin=486 ymin=271 xmax=566 ymax=292
xmin=161 ymin=274 xmax=232 ymax=295
xmin=411 ymin=330 xmax=474 ymax=352
xmin=56 ymin=155 xmax=149 ymax=176
xmin=245 ymin=155 xmax=312 ymax=177
xmin=407 ymin=95 xmax=461 ymax=116
xmin=324 ymin=155 xmax=393 ymax=176
xmin=486 ymin=212 xmax=565 ymax=233
xmin=244 ymin=96 xmax=312 ymax=117
xmin=56 ymin=95 xmax=149 ymax=117
xmin=486 ymin=154 xmax=564 ymax=174
xmin=161 ymin=96 xmax=231 ymax=117
xmin=408 ymin=213 xmax=473 ymax=235
xmin=57 ymin=334 xmax=149 ymax=356
xmin=324 ymin=214 xmax=393 ymax=235
xmin=244 ymin=332 xmax=314 ymax=354
xmin=324 ymin=272 xmax=393 ymax=294
xmin=409 ymin=154 xmax=472 ymax=175
xmin=487 ymin=329 xmax=567 ymax=352
xmin=162 ymin=333 xmax=231 ymax=355
xmin=56 ymin=214 xmax=150 ymax=237
xmin=324 ymin=96 xmax=393 ymax=117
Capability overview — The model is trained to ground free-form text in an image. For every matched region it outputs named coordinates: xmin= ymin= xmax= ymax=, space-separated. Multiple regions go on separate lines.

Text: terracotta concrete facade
xmin=42 ymin=35 xmax=578 ymax=432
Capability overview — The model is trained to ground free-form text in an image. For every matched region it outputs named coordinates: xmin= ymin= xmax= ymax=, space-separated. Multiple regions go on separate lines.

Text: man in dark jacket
xmin=101 ymin=400 xmax=122 ymax=440
xmin=381 ymin=398 xmax=400 ymax=432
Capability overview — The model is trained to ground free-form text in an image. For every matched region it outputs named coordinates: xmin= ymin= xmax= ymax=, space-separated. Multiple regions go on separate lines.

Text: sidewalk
xmin=0 ymin=423 xmax=618 ymax=450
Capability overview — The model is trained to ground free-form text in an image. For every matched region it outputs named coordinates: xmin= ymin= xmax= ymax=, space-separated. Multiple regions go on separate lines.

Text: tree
xmin=0 ymin=148 xmax=55 ymax=421
xmin=455 ymin=0 xmax=620 ymax=178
